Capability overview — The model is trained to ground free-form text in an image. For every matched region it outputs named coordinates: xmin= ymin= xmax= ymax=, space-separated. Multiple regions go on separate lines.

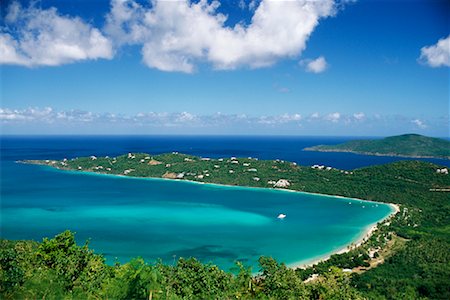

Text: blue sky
xmin=1 ymin=0 xmax=449 ymax=136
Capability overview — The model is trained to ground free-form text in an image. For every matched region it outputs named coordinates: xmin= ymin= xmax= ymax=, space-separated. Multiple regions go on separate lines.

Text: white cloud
xmin=0 ymin=107 xmax=54 ymax=121
xmin=419 ymin=35 xmax=450 ymax=68
xmin=353 ymin=112 xmax=365 ymax=121
xmin=301 ymin=56 xmax=328 ymax=73
xmin=309 ymin=112 xmax=320 ymax=119
xmin=279 ymin=113 xmax=302 ymax=122
xmin=11 ymin=108 xmax=436 ymax=133
xmin=325 ymin=112 xmax=340 ymax=122
xmin=1 ymin=0 xmax=347 ymax=72
xmin=105 ymin=0 xmax=336 ymax=73
xmin=0 ymin=1 xmax=113 ymax=67
xmin=3 ymin=107 xmax=446 ymax=135
xmin=257 ymin=113 xmax=302 ymax=125
xmin=175 ymin=111 xmax=196 ymax=122
xmin=0 ymin=107 xmax=303 ymax=127
xmin=411 ymin=119 xmax=427 ymax=129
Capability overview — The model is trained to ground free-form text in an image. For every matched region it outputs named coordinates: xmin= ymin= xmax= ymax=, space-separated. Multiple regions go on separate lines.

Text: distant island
xmin=303 ymin=134 xmax=450 ymax=159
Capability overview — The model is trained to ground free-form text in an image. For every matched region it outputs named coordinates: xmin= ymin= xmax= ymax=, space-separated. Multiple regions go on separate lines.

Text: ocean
xmin=1 ymin=136 xmax=447 ymax=271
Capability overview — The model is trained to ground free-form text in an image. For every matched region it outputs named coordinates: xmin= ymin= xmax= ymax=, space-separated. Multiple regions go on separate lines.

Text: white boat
xmin=277 ymin=213 xmax=286 ymax=219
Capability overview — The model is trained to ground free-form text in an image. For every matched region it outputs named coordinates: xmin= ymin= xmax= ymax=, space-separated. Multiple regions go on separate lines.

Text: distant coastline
xmin=304 ymin=134 xmax=450 ymax=160
xmin=302 ymin=148 xmax=449 ymax=160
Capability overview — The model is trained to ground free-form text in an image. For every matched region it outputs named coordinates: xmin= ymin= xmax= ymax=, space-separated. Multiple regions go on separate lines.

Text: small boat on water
xmin=277 ymin=213 xmax=286 ymax=219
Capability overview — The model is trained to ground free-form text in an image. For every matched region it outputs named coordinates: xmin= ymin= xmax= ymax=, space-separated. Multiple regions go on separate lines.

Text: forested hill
xmin=304 ymin=134 xmax=450 ymax=159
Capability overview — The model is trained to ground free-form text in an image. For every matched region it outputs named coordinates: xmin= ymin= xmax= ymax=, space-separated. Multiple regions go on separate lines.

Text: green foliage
xmin=0 ymin=240 xmax=29 ymax=292
xmin=158 ymin=257 xmax=233 ymax=299
xmin=230 ymin=261 xmax=257 ymax=298
xmin=1 ymin=231 xmax=111 ymax=299
xmin=36 ymin=230 xmax=110 ymax=293
xmin=298 ymin=249 xmax=370 ymax=278
xmin=307 ymin=267 xmax=365 ymax=300
xmin=259 ymin=256 xmax=309 ymax=299
xmin=352 ymin=237 xmax=450 ymax=299
xmin=102 ymin=258 xmax=160 ymax=299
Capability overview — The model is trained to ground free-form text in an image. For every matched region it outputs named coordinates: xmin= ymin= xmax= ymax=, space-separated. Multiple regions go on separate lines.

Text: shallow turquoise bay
xmin=1 ymin=162 xmax=393 ymax=271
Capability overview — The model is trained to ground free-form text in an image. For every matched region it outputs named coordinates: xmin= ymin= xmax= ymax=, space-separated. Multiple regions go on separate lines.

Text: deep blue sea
xmin=1 ymin=136 xmax=448 ymax=271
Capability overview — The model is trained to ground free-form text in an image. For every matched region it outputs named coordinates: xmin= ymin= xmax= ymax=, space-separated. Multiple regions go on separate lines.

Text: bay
xmin=1 ymin=135 xmax=441 ymax=271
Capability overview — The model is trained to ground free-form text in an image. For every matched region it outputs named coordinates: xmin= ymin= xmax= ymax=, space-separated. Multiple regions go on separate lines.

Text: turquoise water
xmin=1 ymin=160 xmax=393 ymax=271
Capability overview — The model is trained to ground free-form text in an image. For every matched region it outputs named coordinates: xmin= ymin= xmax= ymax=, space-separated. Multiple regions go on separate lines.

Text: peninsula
xmin=303 ymin=134 xmax=450 ymax=159
xmin=23 ymin=152 xmax=449 ymax=206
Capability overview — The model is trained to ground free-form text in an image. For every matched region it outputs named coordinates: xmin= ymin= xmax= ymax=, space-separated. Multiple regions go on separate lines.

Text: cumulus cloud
xmin=1 ymin=0 xmax=347 ymax=72
xmin=0 ymin=107 xmax=54 ymax=121
xmin=301 ymin=56 xmax=328 ymax=73
xmin=419 ymin=35 xmax=450 ymax=68
xmin=309 ymin=112 xmax=320 ymax=119
xmin=105 ymin=0 xmax=336 ymax=72
xmin=258 ymin=113 xmax=301 ymax=125
xmin=353 ymin=112 xmax=365 ymax=121
xmin=0 ymin=1 xmax=113 ymax=67
xmin=3 ymin=107 xmax=446 ymax=135
xmin=325 ymin=112 xmax=341 ymax=122
xmin=411 ymin=119 xmax=427 ymax=129
xmin=8 ymin=108 xmax=434 ymax=132
xmin=0 ymin=107 xmax=303 ymax=128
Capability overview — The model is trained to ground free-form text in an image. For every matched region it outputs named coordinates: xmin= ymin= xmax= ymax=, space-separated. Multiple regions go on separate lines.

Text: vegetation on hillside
xmin=4 ymin=154 xmax=450 ymax=299
xmin=1 ymin=231 xmax=365 ymax=299
xmin=304 ymin=134 xmax=450 ymax=159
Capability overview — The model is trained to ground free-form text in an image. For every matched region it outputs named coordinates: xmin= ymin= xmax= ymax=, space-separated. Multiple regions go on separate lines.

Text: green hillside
xmin=304 ymin=134 xmax=450 ymax=159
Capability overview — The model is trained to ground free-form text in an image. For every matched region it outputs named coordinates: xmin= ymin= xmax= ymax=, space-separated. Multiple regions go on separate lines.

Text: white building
xmin=274 ymin=179 xmax=290 ymax=188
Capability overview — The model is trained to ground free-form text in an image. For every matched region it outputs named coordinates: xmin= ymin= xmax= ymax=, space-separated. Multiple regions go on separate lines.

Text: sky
xmin=0 ymin=0 xmax=449 ymax=136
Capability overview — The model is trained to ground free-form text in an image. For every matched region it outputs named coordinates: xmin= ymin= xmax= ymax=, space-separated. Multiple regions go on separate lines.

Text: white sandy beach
xmin=288 ymin=203 xmax=400 ymax=269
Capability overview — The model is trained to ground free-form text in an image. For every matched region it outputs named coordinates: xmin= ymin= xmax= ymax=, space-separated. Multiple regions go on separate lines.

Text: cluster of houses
xmin=311 ymin=164 xmax=333 ymax=171
xmin=267 ymin=179 xmax=291 ymax=188
xmin=311 ymin=164 xmax=354 ymax=174
xmin=71 ymin=154 xmax=296 ymax=189
xmin=196 ymin=170 xmax=211 ymax=179
xmin=436 ymin=168 xmax=448 ymax=174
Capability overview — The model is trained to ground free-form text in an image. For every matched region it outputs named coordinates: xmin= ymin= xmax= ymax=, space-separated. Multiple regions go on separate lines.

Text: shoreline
xmin=287 ymin=203 xmax=399 ymax=270
xmin=20 ymin=161 xmax=400 ymax=270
